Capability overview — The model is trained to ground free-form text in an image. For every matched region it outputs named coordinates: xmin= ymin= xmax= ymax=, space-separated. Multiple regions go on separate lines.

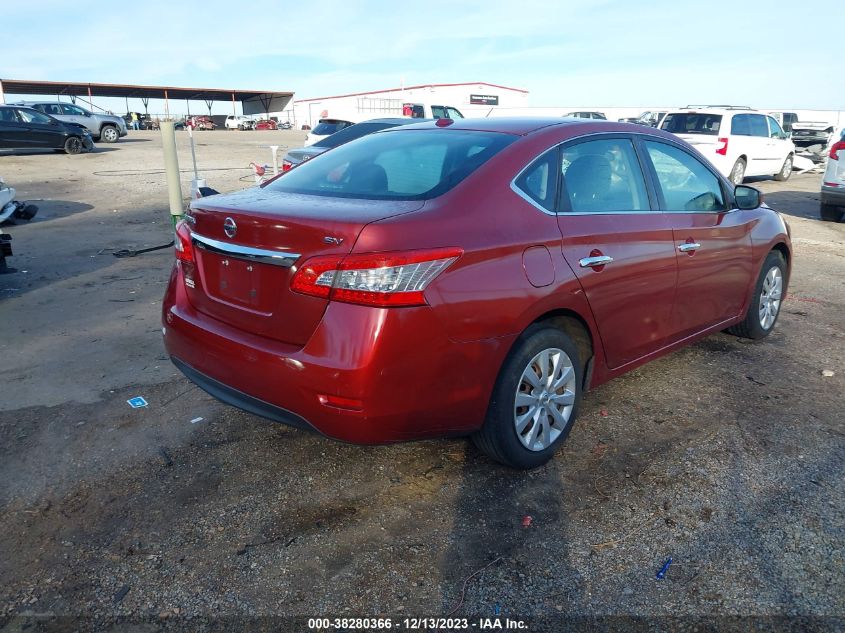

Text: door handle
xmin=579 ymin=255 xmax=614 ymax=268
xmin=678 ymin=242 xmax=701 ymax=253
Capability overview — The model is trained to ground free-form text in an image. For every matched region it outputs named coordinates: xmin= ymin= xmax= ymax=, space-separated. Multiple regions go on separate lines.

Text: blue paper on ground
xmin=127 ymin=396 xmax=148 ymax=408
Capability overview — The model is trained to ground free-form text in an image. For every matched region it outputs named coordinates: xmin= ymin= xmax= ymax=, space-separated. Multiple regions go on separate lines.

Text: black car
xmin=0 ymin=105 xmax=95 ymax=154
xmin=281 ymin=117 xmax=432 ymax=170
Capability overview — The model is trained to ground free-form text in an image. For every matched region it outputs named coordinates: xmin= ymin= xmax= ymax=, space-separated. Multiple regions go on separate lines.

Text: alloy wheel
xmin=759 ymin=266 xmax=783 ymax=330
xmin=513 ymin=347 xmax=577 ymax=451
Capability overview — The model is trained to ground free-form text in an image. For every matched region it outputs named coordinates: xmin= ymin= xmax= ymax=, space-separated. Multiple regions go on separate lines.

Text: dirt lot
xmin=1 ymin=131 xmax=843 ymax=632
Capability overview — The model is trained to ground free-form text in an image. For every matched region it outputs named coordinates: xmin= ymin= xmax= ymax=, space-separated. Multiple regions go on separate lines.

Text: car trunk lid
xmin=183 ymin=188 xmax=424 ymax=346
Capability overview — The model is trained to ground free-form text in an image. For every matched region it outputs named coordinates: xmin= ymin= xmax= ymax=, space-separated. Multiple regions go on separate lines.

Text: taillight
xmin=830 ymin=140 xmax=845 ymax=161
xmin=716 ymin=137 xmax=729 ymax=156
xmin=282 ymin=160 xmax=293 ymax=172
xmin=174 ymin=221 xmax=194 ymax=263
xmin=291 ymin=248 xmax=462 ymax=307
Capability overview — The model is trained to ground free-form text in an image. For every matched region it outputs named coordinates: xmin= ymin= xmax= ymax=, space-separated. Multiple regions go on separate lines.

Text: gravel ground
xmin=0 ymin=131 xmax=843 ymax=632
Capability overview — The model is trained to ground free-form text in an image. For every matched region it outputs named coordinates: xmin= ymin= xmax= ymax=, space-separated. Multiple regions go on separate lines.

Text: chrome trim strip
xmin=191 ymin=232 xmax=300 ymax=268
xmin=509 ymin=180 xmax=557 ymax=216
xmin=509 ymin=129 xmax=735 ymax=216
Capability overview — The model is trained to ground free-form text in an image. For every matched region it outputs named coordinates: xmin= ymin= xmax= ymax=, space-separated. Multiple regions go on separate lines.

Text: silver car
xmin=16 ymin=101 xmax=127 ymax=143
xmin=282 ymin=118 xmax=431 ymax=171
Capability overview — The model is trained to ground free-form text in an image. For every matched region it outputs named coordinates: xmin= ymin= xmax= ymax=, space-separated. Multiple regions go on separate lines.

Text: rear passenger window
xmin=748 ymin=115 xmax=769 ymax=137
xmin=644 ymin=141 xmax=727 ymax=212
xmin=559 ymin=139 xmax=650 ymax=213
xmin=513 ymin=149 xmax=558 ymax=212
xmin=731 ymin=114 xmax=751 ymax=136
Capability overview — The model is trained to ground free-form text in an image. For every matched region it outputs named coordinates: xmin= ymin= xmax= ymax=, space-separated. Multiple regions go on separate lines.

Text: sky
xmin=1 ymin=0 xmax=842 ymax=114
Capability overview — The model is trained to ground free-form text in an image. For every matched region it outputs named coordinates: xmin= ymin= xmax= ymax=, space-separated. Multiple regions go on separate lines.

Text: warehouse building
xmin=281 ymin=81 xmax=529 ymax=127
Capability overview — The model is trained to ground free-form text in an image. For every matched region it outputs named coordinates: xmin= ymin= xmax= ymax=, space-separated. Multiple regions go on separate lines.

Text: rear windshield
xmin=313 ymin=121 xmax=399 ymax=149
xmin=661 ymin=113 xmax=722 ymax=136
xmin=266 ymin=129 xmax=516 ymax=201
xmin=312 ymin=120 xmax=351 ymax=136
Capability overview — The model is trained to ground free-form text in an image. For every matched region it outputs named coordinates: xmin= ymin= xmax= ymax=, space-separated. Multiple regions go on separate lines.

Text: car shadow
xmin=437 ymin=445 xmax=582 ymax=622
xmin=753 ymin=188 xmax=825 ymax=221
xmin=1 ymin=200 xmax=93 ymax=227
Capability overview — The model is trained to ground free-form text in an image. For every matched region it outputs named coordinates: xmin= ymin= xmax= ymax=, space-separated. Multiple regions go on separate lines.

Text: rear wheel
xmin=729 ymin=158 xmax=746 ymax=185
xmin=100 ymin=125 xmax=119 ymax=143
xmin=64 ymin=136 xmax=83 ymax=155
xmin=773 ymin=154 xmax=793 ymax=181
xmin=727 ymin=251 xmax=786 ymax=340
xmin=820 ymin=203 xmax=844 ymax=222
xmin=472 ymin=325 xmax=582 ymax=469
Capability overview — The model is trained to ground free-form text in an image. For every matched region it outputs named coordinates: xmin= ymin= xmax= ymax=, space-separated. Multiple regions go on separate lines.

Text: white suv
xmin=660 ymin=107 xmax=795 ymax=184
xmin=820 ymin=128 xmax=845 ymax=222
xmin=225 ymin=115 xmax=254 ymax=130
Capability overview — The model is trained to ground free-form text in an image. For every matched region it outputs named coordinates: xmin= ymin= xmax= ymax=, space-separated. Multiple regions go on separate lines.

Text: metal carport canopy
xmin=0 ymin=79 xmax=293 ymax=115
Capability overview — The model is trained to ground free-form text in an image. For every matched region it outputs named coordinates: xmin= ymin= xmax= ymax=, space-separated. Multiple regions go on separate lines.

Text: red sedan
xmin=163 ymin=118 xmax=791 ymax=468
xmin=254 ymin=119 xmax=278 ymax=131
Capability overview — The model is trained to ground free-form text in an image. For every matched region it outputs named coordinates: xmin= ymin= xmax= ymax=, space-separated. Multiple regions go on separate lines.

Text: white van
xmin=660 ymin=107 xmax=795 ymax=184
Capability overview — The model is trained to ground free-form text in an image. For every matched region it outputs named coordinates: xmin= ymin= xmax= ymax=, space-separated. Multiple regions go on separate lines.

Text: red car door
xmin=554 ymin=136 xmax=679 ymax=369
xmin=639 ymin=139 xmax=754 ymax=340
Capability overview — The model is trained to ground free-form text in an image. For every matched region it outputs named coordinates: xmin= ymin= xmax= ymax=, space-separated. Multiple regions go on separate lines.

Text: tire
xmin=773 ymin=154 xmax=793 ymax=181
xmin=472 ymin=325 xmax=583 ymax=469
xmin=64 ymin=136 xmax=83 ymax=155
xmin=729 ymin=158 xmax=746 ymax=185
xmin=100 ymin=125 xmax=119 ymax=143
xmin=820 ymin=203 xmax=844 ymax=222
xmin=727 ymin=251 xmax=786 ymax=340
xmin=238 ymin=124 xmax=244 ymax=131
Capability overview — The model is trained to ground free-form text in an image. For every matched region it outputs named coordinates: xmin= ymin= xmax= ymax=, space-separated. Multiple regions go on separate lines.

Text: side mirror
xmin=735 ymin=185 xmax=762 ymax=210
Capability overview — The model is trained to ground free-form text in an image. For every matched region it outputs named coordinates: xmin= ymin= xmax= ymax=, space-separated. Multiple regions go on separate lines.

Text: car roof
xmin=2 ymin=104 xmax=39 ymax=111
xmin=392 ymin=117 xmax=588 ymax=135
xmin=666 ymin=107 xmax=766 ymax=116
xmin=353 ymin=117 xmax=431 ymax=125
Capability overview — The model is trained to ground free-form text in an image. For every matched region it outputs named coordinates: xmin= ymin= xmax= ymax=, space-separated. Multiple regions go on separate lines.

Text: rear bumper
xmin=171 ymin=357 xmax=317 ymax=432
xmin=821 ymin=187 xmax=845 ymax=207
xmin=161 ymin=263 xmax=510 ymax=444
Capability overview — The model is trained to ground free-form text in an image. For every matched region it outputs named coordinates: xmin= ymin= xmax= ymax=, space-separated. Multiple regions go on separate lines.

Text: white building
xmin=280 ymin=82 xmax=529 ymax=128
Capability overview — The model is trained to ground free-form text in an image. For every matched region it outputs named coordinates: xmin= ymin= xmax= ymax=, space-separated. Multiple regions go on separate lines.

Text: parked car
xmin=281 ymin=117 xmax=432 ymax=171
xmin=820 ymin=129 xmax=845 ymax=222
xmin=404 ymin=103 xmax=464 ymax=120
xmin=186 ymin=116 xmax=215 ymax=131
xmin=17 ymin=101 xmax=127 ymax=143
xmin=303 ymin=118 xmax=356 ymax=146
xmin=254 ymin=119 xmax=278 ymax=131
xmin=277 ymin=121 xmax=293 ymax=130
xmin=660 ymin=107 xmax=795 ymax=185
xmin=0 ymin=105 xmax=94 ymax=154
xmin=163 ymin=118 xmax=792 ymax=469
xmin=791 ymin=120 xmax=839 ymax=164
xmin=225 ymin=115 xmax=254 ymax=131
xmin=564 ymin=111 xmax=607 ymax=120
xmin=619 ymin=111 xmax=667 ymax=127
